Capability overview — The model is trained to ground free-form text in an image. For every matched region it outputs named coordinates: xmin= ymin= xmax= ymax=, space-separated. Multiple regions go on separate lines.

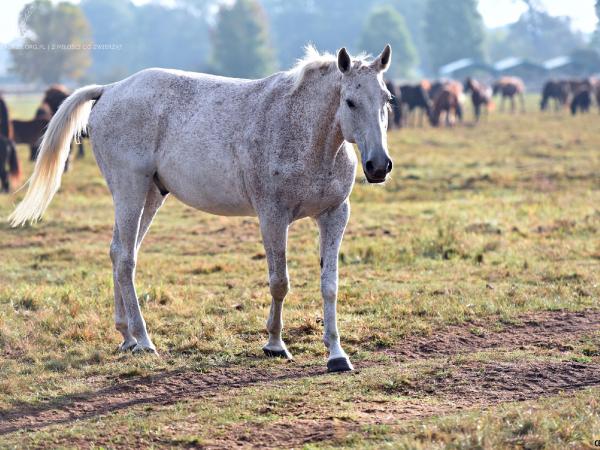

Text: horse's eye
xmin=346 ymin=99 xmax=356 ymax=109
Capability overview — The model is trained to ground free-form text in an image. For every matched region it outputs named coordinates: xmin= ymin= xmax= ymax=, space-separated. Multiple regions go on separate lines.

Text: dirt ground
xmin=2 ymin=310 xmax=598 ymax=448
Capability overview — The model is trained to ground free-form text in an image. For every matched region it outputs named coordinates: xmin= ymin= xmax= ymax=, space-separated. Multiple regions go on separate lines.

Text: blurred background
xmin=0 ymin=0 xmax=598 ymax=90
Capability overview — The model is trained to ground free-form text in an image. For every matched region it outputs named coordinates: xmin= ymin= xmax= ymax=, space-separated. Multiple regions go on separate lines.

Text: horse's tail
xmin=8 ymin=140 xmax=21 ymax=183
xmin=9 ymin=84 xmax=103 ymax=226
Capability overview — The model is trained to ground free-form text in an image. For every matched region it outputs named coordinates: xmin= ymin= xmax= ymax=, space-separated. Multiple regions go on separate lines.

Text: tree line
xmin=10 ymin=0 xmax=600 ymax=85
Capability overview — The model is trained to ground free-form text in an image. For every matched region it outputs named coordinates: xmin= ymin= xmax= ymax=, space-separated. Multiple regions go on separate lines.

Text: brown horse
xmin=464 ymin=77 xmax=492 ymax=121
xmin=430 ymin=80 xmax=464 ymax=122
xmin=12 ymin=85 xmax=84 ymax=161
xmin=492 ymin=77 xmax=525 ymax=113
xmin=429 ymin=87 xmax=460 ymax=127
xmin=43 ymin=84 xmax=70 ymax=114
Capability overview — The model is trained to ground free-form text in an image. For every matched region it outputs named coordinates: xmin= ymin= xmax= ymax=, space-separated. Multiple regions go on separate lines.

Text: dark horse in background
xmin=0 ymin=94 xmax=21 ymax=192
xmin=540 ymin=80 xmax=570 ymax=111
xmin=385 ymin=80 xmax=402 ymax=129
xmin=464 ymin=77 xmax=492 ymax=122
xmin=12 ymin=85 xmax=85 ymax=162
xmin=399 ymin=81 xmax=432 ymax=127
xmin=570 ymin=80 xmax=594 ymax=116
xmin=493 ymin=77 xmax=525 ymax=113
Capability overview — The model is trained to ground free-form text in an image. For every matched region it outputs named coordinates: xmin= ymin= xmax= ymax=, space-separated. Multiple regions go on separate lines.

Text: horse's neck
xmin=291 ymin=71 xmax=344 ymax=158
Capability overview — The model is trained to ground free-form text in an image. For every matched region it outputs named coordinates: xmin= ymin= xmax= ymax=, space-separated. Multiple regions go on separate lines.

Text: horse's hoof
xmin=132 ymin=344 xmax=158 ymax=355
xmin=327 ymin=357 xmax=354 ymax=373
xmin=263 ymin=347 xmax=293 ymax=360
xmin=117 ymin=339 xmax=137 ymax=352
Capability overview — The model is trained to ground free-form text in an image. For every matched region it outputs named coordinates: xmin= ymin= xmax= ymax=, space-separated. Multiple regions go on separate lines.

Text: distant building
xmin=493 ymin=58 xmax=547 ymax=91
xmin=438 ymin=58 xmax=495 ymax=82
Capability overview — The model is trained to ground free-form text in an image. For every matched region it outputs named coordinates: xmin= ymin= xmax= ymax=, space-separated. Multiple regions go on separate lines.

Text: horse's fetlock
xmin=115 ymin=320 xmax=128 ymax=334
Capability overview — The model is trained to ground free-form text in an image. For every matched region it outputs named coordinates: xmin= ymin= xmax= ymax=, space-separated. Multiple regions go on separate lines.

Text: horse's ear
xmin=371 ymin=44 xmax=392 ymax=73
xmin=337 ymin=48 xmax=352 ymax=74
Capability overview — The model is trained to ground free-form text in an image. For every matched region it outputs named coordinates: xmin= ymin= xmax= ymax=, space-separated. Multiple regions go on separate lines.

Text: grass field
xmin=0 ymin=94 xmax=599 ymax=449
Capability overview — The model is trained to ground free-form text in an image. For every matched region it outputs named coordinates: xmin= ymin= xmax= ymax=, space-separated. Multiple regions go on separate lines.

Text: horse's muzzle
xmin=364 ymin=157 xmax=392 ymax=183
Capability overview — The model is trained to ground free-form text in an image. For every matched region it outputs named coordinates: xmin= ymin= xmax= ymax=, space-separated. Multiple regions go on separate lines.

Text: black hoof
xmin=263 ymin=348 xmax=293 ymax=360
xmin=327 ymin=357 xmax=354 ymax=373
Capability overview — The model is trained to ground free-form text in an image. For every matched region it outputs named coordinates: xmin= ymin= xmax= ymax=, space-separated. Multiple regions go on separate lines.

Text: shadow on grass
xmin=0 ymin=360 xmax=340 ymax=435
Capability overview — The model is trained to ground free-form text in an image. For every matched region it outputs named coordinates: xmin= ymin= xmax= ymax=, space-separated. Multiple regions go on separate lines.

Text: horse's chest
xmin=283 ymin=153 xmax=356 ymax=219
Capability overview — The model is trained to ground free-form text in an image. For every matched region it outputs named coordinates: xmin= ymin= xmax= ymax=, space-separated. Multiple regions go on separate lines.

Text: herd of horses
xmin=385 ymin=76 xmax=524 ymax=129
xmin=540 ymin=78 xmax=600 ymax=115
xmin=386 ymin=75 xmax=600 ymax=130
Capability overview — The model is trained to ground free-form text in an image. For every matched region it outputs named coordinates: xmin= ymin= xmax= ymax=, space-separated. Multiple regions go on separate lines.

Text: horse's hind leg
xmin=317 ymin=201 xmax=352 ymax=372
xmin=111 ymin=184 xmax=166 ymax=351
xmin=108 ymin=172 xmax=159 ymax=353
xmin=260 ymin=215 xmax=292 ymax=359
xmin=111 ymin=226 xmax=135 ymax=350
xmin=30 ymin=144 xmax=38 ymax=161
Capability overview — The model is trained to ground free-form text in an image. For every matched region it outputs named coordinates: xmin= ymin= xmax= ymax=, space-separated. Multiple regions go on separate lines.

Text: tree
xmin=591 ymin=1 xmax=600 ymax=50
xmin=424 ymin=0 xmax=484 ymax=73
xmin=358 ymin=5 xmax=417 ymax=79
xmin=485 ymin=11 xmax=585 ymax=62
xmin=80 ymin=0 xmax=136 ymax=82
xmin=11 ymin=0 xmax=92 ymax=83
xmin=210 ymin=0 xmax=276 ymax=78
xmin=391 ymin=0 xmax=429 ymax=75
xmin=262 ymin=0 xmax=381 ymax=70
xmin=81 ymin=0 xmax=211 ymax=83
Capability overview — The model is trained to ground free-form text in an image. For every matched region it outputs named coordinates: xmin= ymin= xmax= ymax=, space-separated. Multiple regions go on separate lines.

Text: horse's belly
xmin=175 ymin=188 xmax=255 ymax=217
xmin=158 ymin=160 xmax=255 ymax=217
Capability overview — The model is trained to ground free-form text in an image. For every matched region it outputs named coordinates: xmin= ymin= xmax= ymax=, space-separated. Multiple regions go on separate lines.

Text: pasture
xmin=0 ymin=94 xmax=599 ymax=448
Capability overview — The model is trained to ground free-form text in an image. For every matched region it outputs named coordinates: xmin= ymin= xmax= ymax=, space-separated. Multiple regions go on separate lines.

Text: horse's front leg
xmin=317 ymin=200 xmax=353 ymax=372
xmin=260 ymin=216 xmax=293 ymax=359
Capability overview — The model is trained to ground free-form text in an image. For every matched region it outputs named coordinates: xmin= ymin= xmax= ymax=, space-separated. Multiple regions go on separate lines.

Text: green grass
xmin=0 ymin=94 xmax=599 ymax=448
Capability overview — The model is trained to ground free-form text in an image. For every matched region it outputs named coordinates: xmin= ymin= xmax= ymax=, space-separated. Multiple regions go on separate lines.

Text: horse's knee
xmin=269 ymin=274 xmax=289 ymax=300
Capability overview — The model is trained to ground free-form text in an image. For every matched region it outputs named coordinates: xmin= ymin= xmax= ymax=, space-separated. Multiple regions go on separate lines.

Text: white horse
xmin=10 ymin=45 xmax=394 ymax=372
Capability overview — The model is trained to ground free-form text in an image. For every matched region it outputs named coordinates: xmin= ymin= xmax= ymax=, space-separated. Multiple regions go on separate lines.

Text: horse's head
xmin=464 ymin=77 xmax=473 ymax=93
xmin=492 ymin=82 xmax=501 ymax=96
xmin=337 ymin=45 xmax=393 ymax=184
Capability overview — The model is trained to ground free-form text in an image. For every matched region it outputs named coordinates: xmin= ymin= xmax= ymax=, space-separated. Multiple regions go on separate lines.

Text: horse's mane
xmin=287 ymin=45 xmax=369 ymax=93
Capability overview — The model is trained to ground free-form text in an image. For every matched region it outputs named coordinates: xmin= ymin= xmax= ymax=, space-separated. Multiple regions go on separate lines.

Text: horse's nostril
xmin=365 ymin=160 xmax=374 ymax=174
xmin=386 ymin=159 xmax=393 ymax=173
